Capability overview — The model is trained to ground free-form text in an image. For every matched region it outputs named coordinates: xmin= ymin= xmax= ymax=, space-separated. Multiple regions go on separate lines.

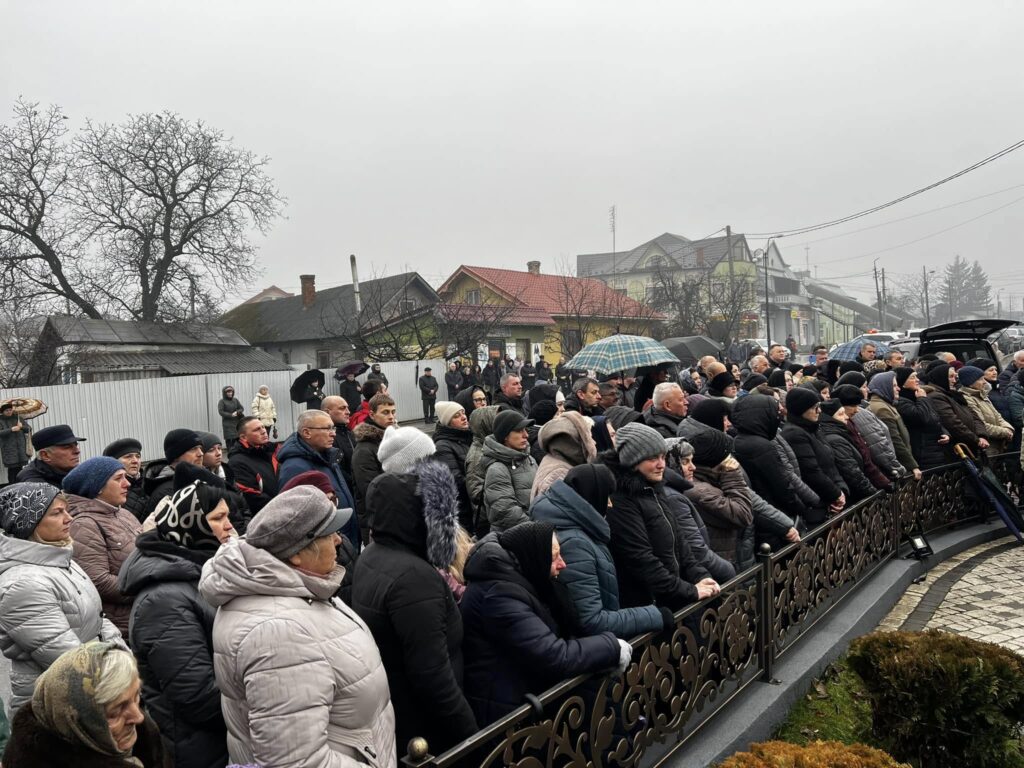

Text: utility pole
xmin=873 ymin=260 xmax=883 ymax=329
xmin=881 ymin=267 xmax=888 ymax=330
xmin=726 ymin=225 xmax=735 ymax=336
xmin=763 ymin=244 xmax=772 ymax=346
xmin=923 ymin=265 xmax=932 ymax=326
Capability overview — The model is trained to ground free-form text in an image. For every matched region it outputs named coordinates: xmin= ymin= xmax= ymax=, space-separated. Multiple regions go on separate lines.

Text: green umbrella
xmin=565 ymin=334 xmax=678 ymax=375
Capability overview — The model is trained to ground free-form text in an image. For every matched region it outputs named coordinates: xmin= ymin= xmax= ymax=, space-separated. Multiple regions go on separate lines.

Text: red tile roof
xmin=441 ymin=266 xmax=663 ymax=320
xmin=436 ymin=303 xmax=555 ymax=326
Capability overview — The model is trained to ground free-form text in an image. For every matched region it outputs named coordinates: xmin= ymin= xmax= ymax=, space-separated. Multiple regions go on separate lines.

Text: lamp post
xmin=763 ymin=238 xmax=778 ymax=346
xmin=923 ymin=267 xmax=935 ymax=327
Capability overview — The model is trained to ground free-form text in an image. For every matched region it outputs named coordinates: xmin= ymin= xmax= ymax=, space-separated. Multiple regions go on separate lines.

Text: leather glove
xmin=658 ymin=606 xmax=676 ymax=634
xmin=615 ymin=639 xmax=633 ymax=675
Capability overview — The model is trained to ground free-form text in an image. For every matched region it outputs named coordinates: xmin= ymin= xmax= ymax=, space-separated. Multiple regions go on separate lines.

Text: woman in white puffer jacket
xmin=250 ymin=385 xmax=278 ymax=430
xmin=0 ymin=482 xmax=123 ymax=711
xmin=200 ymin=486 xmax=397 ymax=767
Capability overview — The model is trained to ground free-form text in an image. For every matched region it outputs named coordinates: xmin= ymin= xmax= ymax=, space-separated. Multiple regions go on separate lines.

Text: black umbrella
xmin=660 ymin=336 xmax=723 ymax=366
xmin=290 ymin=369 xmax=326 ymax=403
xmin=333 ymin=360 xmax=369 ymax=380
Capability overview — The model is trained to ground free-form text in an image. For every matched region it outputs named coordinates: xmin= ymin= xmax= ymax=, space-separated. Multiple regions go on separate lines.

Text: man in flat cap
xmin=15 ymin=424 xmax=86 ymax=487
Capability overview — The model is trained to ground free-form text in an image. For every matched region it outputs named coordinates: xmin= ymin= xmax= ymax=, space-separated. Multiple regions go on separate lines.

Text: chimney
xmin=300 ymin=274 xmax=316 ymax=308
xmin=527 ymin=260 xmax=541 ymax=275
xmin=350 ymin=254 xmax=362 ymax=314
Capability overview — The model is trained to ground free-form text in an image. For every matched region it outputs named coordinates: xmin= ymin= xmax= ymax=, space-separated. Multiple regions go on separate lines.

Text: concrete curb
xmin=671 ymin=519 xmax=1010 ymax=767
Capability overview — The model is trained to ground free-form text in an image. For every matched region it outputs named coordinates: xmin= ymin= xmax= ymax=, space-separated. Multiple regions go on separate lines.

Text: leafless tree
xmin=0 ymin=99 xmax=284 ymax=323
xmin=648 ymin=264 xmax=756 ymax=343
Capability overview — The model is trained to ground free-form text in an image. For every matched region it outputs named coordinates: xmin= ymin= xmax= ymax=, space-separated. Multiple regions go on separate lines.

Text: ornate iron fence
xmin=403 ymin=453 xmax=1021 ymax=768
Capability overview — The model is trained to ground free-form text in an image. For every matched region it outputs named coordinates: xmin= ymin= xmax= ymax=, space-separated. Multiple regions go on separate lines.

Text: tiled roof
xmin=577 ymin=232 xmax=742 ymax=277
xmin=219 ymin=273 xmax=438 ymax=344
xmin=441 ymin=266 xmax=660 ymax=320
xmin=437 ymin=303 xmax=555 ymax=327
xmin=48 ymin=316 xmax=249 ymax=346
xmin=81 ymin=349 xmax=292 ymax=374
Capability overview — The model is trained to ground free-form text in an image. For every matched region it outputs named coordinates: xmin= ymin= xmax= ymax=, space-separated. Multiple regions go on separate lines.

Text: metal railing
xmin=402 ymin=453 xmax=1022 ymax=768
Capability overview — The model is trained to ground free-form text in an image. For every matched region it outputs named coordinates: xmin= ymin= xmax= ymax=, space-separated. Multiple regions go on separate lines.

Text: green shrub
xmin=775 ymin=657 xmax=872 ymax=746
xmin=717 ymin=740 xmax=909 ymax=767
xmin=848 ymin=630 xmax=1024 ymax=768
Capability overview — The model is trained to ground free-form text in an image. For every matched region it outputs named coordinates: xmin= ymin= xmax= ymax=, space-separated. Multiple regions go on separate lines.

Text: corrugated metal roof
xmin=81 ymin=349 xmax=291 ymax=375
xmin=49 ymin=316 xmax=249 ymax=347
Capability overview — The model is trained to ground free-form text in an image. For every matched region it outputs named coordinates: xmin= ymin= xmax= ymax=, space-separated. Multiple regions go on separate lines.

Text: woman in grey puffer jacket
xmin=200 ymin=487 xmax=396 ymax=768
xmin=480 ymin=412 xmax=538 ymax=533
xmin=0 ymin=482 xmax=122 ymax=711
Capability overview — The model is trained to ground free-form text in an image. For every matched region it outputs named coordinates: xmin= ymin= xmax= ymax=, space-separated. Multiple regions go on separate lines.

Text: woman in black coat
xmin=351 ymin=460 xmax=478 ymax=754
xmin=460 ymin=521 xmax=626 ymax=727
xmin=817 ymin=402 xmax=879 ymax=502
xmin=432 ymin=402 xmax=475 ymax=532
xmin=893 ymin=367 xmax=950 ymax=469
xmin=731 ymin=394 xmax=805 ymax=518
xmin=922 ymin=364 xmax=987 ymax=457
xmin=780 ymin=388 xmax=847 ymax=525
xmin=116 ymin=478 xmax=243 ymax=768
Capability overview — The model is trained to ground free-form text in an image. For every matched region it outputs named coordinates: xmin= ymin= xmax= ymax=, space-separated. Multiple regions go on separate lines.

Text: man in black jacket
xmin=419 ymin=366 xmax=439 ymax=423
xmin=352 ymin=393 xmax=397 ymax=543
xmin=493 ymin=374 xmax=527 ymax=415
xmin=564 ymin=377 xmax=603 ymax=417
xmin=227 ymin=417 xmax=280 ymax=516
xmin=323 ymin=396 xmax=356 ymax=490
xmin=642 ymin=382 xmax=688 ymax=437
xmin=16 ymin=424 xmax=85 ymax=487
xmin=444 ymin=362 xmax=463 ymax=400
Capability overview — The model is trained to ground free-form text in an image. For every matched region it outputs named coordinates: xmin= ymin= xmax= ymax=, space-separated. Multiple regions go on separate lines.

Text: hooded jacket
xmin=480 ymin=436 xmax=537 ymax=533
xmin=684 ymin=464 xmax=754 ymax=568
xmin=277 ymin=431 xmax=359 ymax=548
xmin=924 ymin=376 xmax=984 ymax=453
xmin=217 ymin=388 xmax=244 ymax=442
xmin=459 ymin=534 xmax=620 ymax=727
xmin=602 ymin=453 xmax=704 ymax=610
xmin=960 ymin=386 xmax=1014 ymax=454
xmin=895 ymin=388 xmax=950 ymax=469
xmin=117 ymin=531 xmax=227 ymax=768
xmin=352 ymin=420 xmax=385 ymax=543
xmin=352 ymin=461 xmax=477 ymax=754
xmin=0 ymin=535 xmax=121 ymax=711
xmin=250 ymin=391 xmax=277 ymax=427
xmin=531 ymin=481 xmax=664 ymax=638
xmin=531 ymin=412 xmax=597 ymax=499
xmin=432 ymin=424 xmax=475 ymax=532
xmin=67 ymin=494 xmax=142 ymax=637
xmin=866 ymin=375 xmax=918 ymax=472
xmin=198 ymin=538 xmax=397 ymax=768
xmin=781 ymin=412 xmax=845 ymax=525
xmin=227 ymin=439 xmax=279 ymax=515
xmin=661 ymin=471 xmax=735 ymax=584
xmin=817 ymin=413 xmax=881 ymax=502
xmin=731 ymin=395 xmax=805 ymax=516
xmin=465 ymin=406 xmax=503 ymax=528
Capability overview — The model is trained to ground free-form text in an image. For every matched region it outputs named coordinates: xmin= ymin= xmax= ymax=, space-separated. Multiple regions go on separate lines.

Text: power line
xmin=746 ymin=137 xmax=1024 ymax=238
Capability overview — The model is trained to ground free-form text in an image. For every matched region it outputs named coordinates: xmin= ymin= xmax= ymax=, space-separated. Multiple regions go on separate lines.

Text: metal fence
xmin=0 ymin=359 xmax=447 ymax=483
xmin=402 ymin=454 xmax=1022 ymax=768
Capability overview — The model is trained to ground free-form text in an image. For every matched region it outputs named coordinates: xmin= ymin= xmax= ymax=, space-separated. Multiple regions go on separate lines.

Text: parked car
xmin=888 ymin=319 xmax=1016 ymax=368
xmin=828 ymin=332 xmax=903 ymax=354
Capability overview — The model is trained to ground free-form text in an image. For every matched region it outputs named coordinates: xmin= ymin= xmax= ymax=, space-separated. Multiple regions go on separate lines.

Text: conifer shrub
xmin=848 ymin=630 xmax=1024 ymax=768
xmin=716 ymin=740 xmax=908 ymax=768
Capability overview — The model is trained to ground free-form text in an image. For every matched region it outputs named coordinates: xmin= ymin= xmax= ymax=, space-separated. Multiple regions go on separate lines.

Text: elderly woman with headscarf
xmin=923 ymin=363 xmax=988 ymax=456
xmin=958 ymin=366 xmax=1015 ymax=455
xmin=117 ymin=467 xmax=242 ymax=768
xmin=0 ymin=482 xmax=123 ymax=712
xmin=63 ymin=456 xmax=143 ymax=637
xmin=2 ymin=641 xmax=167 ymax=767
xmin=866 ymin=371 xmax=920 ymax=481
xmin=199 ymin=487 xmax=396 ymax=767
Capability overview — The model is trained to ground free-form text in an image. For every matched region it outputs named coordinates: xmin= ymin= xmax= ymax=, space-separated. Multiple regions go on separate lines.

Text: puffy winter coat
xmin=277 ymin=431 xmax=359 ymax=548
xmin=67 ymin=495 xmax=142 ymax=637
xmin=961 ymin=386 xmax=1015 ymax=454
xmin=199 ymin=538 xmax=397 ymax=768
xmin=0 ymin=535 xmax=121 ymax=711
xmin=460 ymin=535 xmax=620 ymax=727
xmin=531 ymin=412 xmax=597 ymax=499
xmin=661 ymin=471 xmax=735 ymax=584
xmin=774 ymin=435 xmax=821 ymax=510
xmin=465 ymin=406 xmax=504 ymax=525
xmin=480 ymin=436 xmax=537 ymax=533
xmin=531 ymin=481 xmax=663 ymax=638
xmin=731 ymin=395 xmax=806 ymax=517
xmin=351 ymin=421 xmax=384 ymax=544
xmin=603 ymin=454 xmax=704 ymax=610
xmin=432 ymin=424 xmax=474 ymax=532
xmin=924 ymin=384 xmax=985 ymax=454
xmin=895 ymin=389 xmax=950 ymax=470
xmin=0 ymin=414 xmax=31 ymax=468
xmin=867 ymin=396 xmax=918 ymax=472
xmin=217 ymin=389 xmax=244 ymax=442
xmin=227 ymin=440 xmax=279 ymax=515
xmin=352 ymin=462 xmax=478 ymax=754
xmin=250 ymin=392 xmax=277 ymax=428
xmin=818 ymin=414 xmax=879 ymax=502
xmin=781 ymin=415 xmax=845 ymax=525
xmin=851 ymin=408 xmax=905 ymax=478
xmin=642 ymin=407 xmax=683 ymax=438
xmin=13 ymin=458 xmax=67 ymax=488
xmin=118 ymin=531 xmax=227 ymax=768
xmin=684 ymin=465 xmax=754 ymax=569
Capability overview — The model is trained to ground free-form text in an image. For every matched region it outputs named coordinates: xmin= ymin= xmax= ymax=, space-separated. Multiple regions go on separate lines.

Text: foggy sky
xmin=4 ymin=0 xmax=1023 ymax=308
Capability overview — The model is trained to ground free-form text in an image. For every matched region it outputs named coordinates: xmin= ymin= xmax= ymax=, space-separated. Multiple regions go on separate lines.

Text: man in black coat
xmin=642 ymin=382 xmax=687 ymax=438
xmin=432 ymin=401 xmax=475 ymax=531
xmin=419 ymin=366 xmax=439 ymax=423
xmin=444 ymin=362 xmax=464 ymax=400
xmin=493 ymin=373 xmax=527 ymax=415
xmin=351 ymin=393 xmax=397 ymax=543
xmin=227 ymin=417 xmax=280 ymax=516
xmin=144 ymin=429 xmax=205 ymax=514
xmin=352 ymin=461 xmax=478 ymax=754
xmin=563 ymin=377 xmax=603 ymax=417
xmin=323 ymin=396 xmax=356 ymax=490
xmin=16 ymin=424 xmax=85 ymax=487
xmin=339 ymin=373 xmax=362 ymax=412
xmin=519 ymin=360 xmax=536 ymax=390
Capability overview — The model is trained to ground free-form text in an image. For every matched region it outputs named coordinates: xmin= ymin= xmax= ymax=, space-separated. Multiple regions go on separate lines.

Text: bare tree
xmin=436 ymin=300 xmax=522 ymax=361
xmin=648 ymin=264 xmax=756 ymax=343
xmin=0 ymin=99 xmax=284 ymax=322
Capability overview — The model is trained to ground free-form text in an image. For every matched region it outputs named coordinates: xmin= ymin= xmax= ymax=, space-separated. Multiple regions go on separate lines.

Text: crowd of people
xmin=0 ymin=343 xmax=1022 ymax=767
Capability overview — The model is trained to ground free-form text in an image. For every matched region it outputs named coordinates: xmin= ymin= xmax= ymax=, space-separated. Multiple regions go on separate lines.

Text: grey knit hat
xmin=378 ymin=425 xmax=437 ymax=474
xmin=245 ymin=486 xmax=352 ymax=559
xmin=0 ymin=482 xmax=61 ymax=539
xmin=615 ymin=422 xmax=667 ymax=467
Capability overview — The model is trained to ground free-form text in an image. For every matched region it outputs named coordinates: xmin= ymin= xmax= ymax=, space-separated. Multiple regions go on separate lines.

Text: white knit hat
xmin=435 ymin=401 xmax=464 ymax=427
xmin=378 ymin=425 xmax=437 ymax=474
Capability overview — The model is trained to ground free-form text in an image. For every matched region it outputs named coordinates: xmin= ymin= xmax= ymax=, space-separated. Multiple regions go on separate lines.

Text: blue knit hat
xmin=62 ymin=457 xmax=124 ymax=499
xmin=957 ymin=366 xmax=985 ymax=388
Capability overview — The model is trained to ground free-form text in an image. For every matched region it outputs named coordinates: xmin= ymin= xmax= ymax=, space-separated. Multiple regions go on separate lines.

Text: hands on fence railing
xmin=403 ymin=455 xmax=1022 ymax=768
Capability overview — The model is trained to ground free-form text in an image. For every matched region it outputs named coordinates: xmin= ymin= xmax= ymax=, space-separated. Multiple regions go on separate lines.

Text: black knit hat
xmin=967 ymin=357 xmax=996 ymax=371
xmin=603 ymin=405 xmax=642 ymax=430
xmin=767 ymin=369 xmax=788 ymax=389
xmin=689 ymin=398 xmax=732 ymax=431
xmin=894 ymin=366 xmax=915 ymax=389
xmin=820 ymin=399 xmax=843 ymax=416
xmin=688 ymin=427 xmax=733 ymax=468
xmin=839 ymin=361 xmax=863 ymax=375
xmin=103 ymin=438 xmax=142 ymax=459
xmin=163 ymin=429 xmax=203 ymax=462
xmin=499 ymin=521 xmax=557 ymax=598
xmin=925 ymin=363 xmax=952 ymax=391
xmin=786 ymin=387 xmax=821 ymax=417
xmin=707 ymin=371 xmax=735 ymax=394
xmin=835 ymin=371 xmax=867 ymax=389
xmin=741 ymin=374 xmax=768 ymax=392
xmin=833 ymin=384 xmax=864 ymax=406
xmin=529 ymin=399 xmax=558 ymax=426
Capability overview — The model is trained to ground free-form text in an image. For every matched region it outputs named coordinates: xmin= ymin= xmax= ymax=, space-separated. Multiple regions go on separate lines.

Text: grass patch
xmin=774 ymin=655 xmax=873 ymax=746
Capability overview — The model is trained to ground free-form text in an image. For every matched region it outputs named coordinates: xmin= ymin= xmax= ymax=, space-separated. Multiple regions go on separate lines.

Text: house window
xmin=466 ymin=289 xmax=481 ymax=305
xmin=399 ymin=299 xmax=417 ymax=313
xmin=696 ymin=248 xmax=705 ymax=267
xmin=316 ymin=350 xmax=331 ymax=369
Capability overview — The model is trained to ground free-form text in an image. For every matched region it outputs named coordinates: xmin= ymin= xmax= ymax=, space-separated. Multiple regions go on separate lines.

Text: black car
xmin=889 ymin=319 xmax=1016 ymax=368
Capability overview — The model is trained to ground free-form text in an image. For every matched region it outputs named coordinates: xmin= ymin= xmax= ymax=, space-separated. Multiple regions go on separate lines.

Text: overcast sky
xmin=4 ymin=1 xmax=1023 ymax=308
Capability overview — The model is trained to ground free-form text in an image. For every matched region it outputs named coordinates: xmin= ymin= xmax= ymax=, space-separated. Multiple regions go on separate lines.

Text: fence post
xmin=756 ymin=543 xmax=776 ymax=682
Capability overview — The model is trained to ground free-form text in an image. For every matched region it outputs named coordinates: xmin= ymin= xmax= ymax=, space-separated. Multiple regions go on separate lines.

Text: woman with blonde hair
xmin=251 ymin=385 xmax=277 ymax=432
